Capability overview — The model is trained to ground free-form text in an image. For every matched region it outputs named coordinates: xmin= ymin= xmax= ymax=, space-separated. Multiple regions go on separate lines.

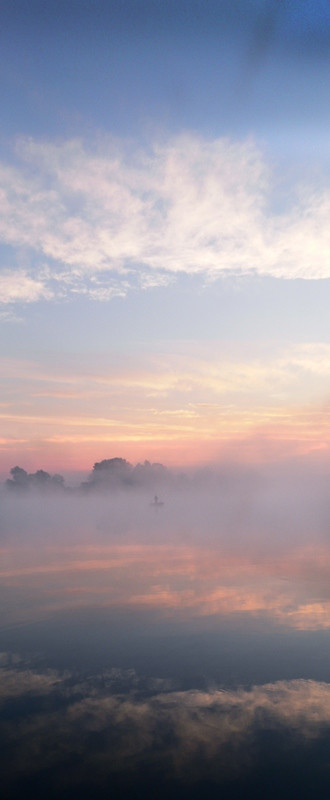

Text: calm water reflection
xmin=1 ymin=488 xmax=330 ymax=797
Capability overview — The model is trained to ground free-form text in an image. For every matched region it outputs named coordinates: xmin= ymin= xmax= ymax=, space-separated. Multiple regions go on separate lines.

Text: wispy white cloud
xmin=0 ymin=269 xmax=51 ymax=304
xmin=1 ymin=341 xmax=330 ymax=403
xmin=0 ymin=133 xmax=329 ymax=304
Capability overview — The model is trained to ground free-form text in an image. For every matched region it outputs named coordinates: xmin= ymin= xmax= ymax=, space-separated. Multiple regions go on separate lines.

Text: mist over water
xmin=1 ymin=457 xmax=330 ymax=798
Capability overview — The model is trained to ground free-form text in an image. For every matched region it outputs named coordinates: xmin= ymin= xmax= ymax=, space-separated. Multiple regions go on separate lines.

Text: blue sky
xmin=0 ymin=0 xmax=329 ymax=473
xmin=1 ymin=0 xmax=329 ymax=141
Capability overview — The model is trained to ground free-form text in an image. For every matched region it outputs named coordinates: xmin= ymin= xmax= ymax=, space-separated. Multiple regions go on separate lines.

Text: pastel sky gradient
xmin=1 ymin=0 xmax=329 ymax=475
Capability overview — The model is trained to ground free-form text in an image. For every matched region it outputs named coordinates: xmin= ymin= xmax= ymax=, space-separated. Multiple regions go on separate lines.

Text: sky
xmin=0 ymin=0 xmax=330 ymax=477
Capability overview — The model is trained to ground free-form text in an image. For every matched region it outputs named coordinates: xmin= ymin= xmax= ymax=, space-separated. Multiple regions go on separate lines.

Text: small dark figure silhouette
xmin=150 ymin=494 xmax=164 ymax=508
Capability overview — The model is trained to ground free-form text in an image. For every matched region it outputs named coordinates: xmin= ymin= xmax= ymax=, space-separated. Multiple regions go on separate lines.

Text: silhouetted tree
xmin=132 ymin=459 xmax=170 ymax=487
xmin=29 ymin=469 xmax=51 ymax=489
xmin=51 ymin=474 xmax=65 ymax=488
xmin=83 ymin=458 xmax=133 ymax=490
xmin=6 ymin=466 xmax=29 ymax=491
xmin=5 ymin=466 xmax=65 ymax=492
xmin=80 ymin=457 xmax=171 ymax=492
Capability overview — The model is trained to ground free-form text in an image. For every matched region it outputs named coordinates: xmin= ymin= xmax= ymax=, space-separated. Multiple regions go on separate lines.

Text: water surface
xmin=1 ymin=484 xmax=330 ymax=798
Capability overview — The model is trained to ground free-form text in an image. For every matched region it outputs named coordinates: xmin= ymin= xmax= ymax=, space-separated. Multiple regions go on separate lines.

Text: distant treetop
xmin=82 ymin=457 xmax=170 ymax=491
xmin=5 ymin=457 xmax=174 ymax=493
xmin=6 ymin=466 xmax=65 ymax=492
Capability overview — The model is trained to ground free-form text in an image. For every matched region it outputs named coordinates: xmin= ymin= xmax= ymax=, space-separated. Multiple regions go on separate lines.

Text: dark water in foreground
xmin=1 ymin=489 xmax=330 ymax=798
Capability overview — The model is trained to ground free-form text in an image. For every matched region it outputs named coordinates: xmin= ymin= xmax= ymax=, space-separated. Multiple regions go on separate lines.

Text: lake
xmin=1 ymin=483 xmax=330 ymax=798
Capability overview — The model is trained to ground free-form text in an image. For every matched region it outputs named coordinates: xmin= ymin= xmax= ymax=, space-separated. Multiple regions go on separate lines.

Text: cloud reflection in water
xmin=1 ymin=537 xmax=330 ymax=630
xmin=1 ymin=656 xmax=330 ymax=799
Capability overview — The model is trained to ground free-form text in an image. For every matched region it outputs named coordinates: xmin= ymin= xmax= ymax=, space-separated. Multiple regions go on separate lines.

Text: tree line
xmin=4 ymin=458 xmax=172 ymax=493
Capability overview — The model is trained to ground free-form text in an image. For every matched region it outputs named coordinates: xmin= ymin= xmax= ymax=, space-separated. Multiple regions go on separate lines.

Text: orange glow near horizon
xmin=1 ymin=342 xmax=330 ymax=475
xmin=1 ymin=405 xmax=330 ymax=476
xmin=1 ymin=429 xmax=329 ymax=478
